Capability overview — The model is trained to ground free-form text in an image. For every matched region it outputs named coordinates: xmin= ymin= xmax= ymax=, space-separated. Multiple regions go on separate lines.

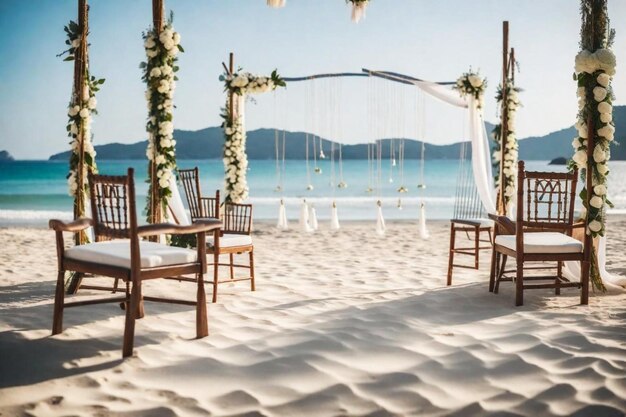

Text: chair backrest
xmin=517 ymin=161 xmax=578 ymax=231
xmin=223 ymin=203 xmax=253 ymax=235
xmin=178 ymin=167 xmax=219 ymax=221
xmin=88 ymin=168 xmax=138 ymax=241
xmin=178 ymin=166 xmax=252 ymax=235
xmin=178 ymin=167 xmax=203 ymax=220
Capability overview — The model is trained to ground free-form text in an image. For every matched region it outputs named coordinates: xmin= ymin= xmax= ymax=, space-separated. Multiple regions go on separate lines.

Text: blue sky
xmin=1 ymin=0 xmax=625 ymax=159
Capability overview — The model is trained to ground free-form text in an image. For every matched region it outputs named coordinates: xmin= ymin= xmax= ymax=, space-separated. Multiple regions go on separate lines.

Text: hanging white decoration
xmin=349 ymin=0 xmax=369 ymax=23
xmin=419 ymin=202 xmax=430 ymax=240
xmin=277 ymin=199 xmax=289 ymax=230
xmin=330 ymin=201 xmax=340 ymax=230
xmin=299 ymin=199 xmax=313 ymax=232
xmin=267 ymin=0 xmax=286 ymax=8
xmin=309 ymin=204 xmax=319 ymax=231
xmin=376 ymin=200 xmax=386 ymax=236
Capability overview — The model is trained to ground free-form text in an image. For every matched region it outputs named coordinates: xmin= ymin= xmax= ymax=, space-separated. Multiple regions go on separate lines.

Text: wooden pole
xmin=149 ymin=0 xmax=164 ymax=227
xmin=73 ymin=0 xmax=88 ymax=245
xmin=498 ymin=21 xmax=509 ymax=216
xmin=229 ymin=52 xmax=235 ymax=122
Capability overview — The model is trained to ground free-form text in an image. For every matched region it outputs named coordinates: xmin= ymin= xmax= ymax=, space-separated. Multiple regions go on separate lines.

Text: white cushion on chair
xmin=495 ymin=232 xmax=583 ymax=254
xmin=65 ymin=240 xmax=198 ymax=269
xmin=207 ymin=233 xmax=252 ymax=248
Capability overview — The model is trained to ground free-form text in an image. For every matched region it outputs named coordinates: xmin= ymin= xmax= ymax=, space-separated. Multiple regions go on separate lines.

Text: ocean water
xmin=1 ymin=159 xmax=626 ymax=226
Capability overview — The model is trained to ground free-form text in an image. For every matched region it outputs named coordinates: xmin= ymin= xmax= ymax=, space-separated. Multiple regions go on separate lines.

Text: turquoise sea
xmin=1 ymin=159 xmax=625 ymax=226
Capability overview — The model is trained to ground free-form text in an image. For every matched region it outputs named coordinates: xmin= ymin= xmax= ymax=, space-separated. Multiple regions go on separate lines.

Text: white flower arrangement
xmin=571 ymin=49 xmax=616 ymax=237
xmin=454 ymin=70 xmax=487 ymax=110
xmin=492 ymin=81 xmax=522 ymax=212
xmin=222 ymin=117 xmax=249 ymax=203
xmin=60 ymin=20 xmax=105 ymax=199
xmin=220 ymin=69 xmax=285 ymax=203
xmin=141 ymin=13 xmax=183 ymax=219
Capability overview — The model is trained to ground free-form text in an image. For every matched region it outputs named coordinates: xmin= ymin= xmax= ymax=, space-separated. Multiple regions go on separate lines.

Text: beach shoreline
xmin=1 ymin=219 xmax=625 ymax=416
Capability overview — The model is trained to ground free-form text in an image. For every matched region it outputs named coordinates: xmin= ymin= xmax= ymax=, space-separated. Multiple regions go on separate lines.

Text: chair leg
xmin=135 ymin=281 xmax=145 ymax=319
xmin=112 ymin=278 xmax=120 ymax=294
xmin=229 ymin=254 xmax=235 ymax=280
xmin=515 ymin=260 xmax=524 ymax=306
xmin=489 ymin=248 xmax=497 ymax=293
xmin=555 ymin=261 xmax=562 ymax=295
xmin=249 ymin=250 xmax=255 ymax=292
xmin=212 ymin=252 xmax=219 ymax=303
xmin=495 ymin=254 xmax=507 ymax=294
xmin=581 ymin=259 xmax=590 ymax=305
xmin=446 ymin=223 xmax=456 ymax=286
xmin=52 ymin=270 xmax=65 ymax=335
xmin=122 ymin=281 xmax=139 ymax=358
xmin=474 ymin=226 xmax=480 ymax=269
xmin=196 ymin=273 xmax=208 ymax=338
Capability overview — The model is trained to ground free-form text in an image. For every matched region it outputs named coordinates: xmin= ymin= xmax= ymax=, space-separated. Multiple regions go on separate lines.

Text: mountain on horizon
xmin=49 ymin=106 xmax=626 ymax=161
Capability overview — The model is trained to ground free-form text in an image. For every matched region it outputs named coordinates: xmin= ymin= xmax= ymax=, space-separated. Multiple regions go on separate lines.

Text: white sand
xmin=1 ymin=219 xmax=625 ymax=416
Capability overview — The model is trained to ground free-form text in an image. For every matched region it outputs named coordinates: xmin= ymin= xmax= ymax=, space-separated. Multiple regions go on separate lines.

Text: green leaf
xmin=177 ymin=44 xmax=185 ymax=53
xmin=63 ymin=56 xmax=75 ymax=61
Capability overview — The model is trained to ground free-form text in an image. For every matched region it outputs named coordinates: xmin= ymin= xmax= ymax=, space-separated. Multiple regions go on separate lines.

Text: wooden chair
xmin=489 ymin=161 xmax=589 ymax=306
xmin=49 ymin=168 xmax=221 ymax=358
xmin=179 ymin=168 xmax=255 ymax=303
xmin=446 ymin=179 xmax=493 ymax=285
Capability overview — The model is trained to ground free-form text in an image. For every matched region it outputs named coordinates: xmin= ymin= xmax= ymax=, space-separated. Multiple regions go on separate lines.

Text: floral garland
xmin=221 ymin=70 xmax=285 ymax=203
xmin=453 ymin=70 xmax=487 ymax=110
xmin=492 ymin=82 xmax=522 ymax=212
xmin=60 ymin=21 xmax=105 ymax=200
xmin=141 ymin=13 xmax=183 ymax=220
xmin=267 ymin=0 xmax=286 ymax=7
xmin=570 ymin=47 xmax=616 ymax=238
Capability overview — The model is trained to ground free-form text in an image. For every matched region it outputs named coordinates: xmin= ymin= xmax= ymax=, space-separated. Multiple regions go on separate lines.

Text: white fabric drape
xmin=299 ymin=200 xmax=312 ymax=232
xmin=167 ymin=175 xmax=190 ymax=226
xmin=468 ymin=97 xmax=497 ymax=214
xmin=376 ymin=203 xmax=386 ymax=236
xmin=309 ymin=205 xmax=319 ymax=231
xmin=563 ymin=232 xmax=626 ymax=292
xmin=419 ymin=203 xmax=430 ymax=239
xmin=411 ymin=81 xmax=496 ymax=215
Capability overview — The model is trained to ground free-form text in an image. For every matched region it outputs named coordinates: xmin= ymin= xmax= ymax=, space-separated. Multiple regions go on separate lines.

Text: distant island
xmin=549 ymin=157 xmax=568 ymax=165
xmin=0 ymin=150 xmax=14 ymax=162
xmin=49 ymin=106 xmax=626 ymax=161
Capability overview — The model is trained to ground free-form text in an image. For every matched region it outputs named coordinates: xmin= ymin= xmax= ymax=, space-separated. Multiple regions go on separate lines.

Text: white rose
xmin=79 ymin=108 xmax=89 ymax=118
xmin=598 ymin=101 xmax=612 ymax=114
xmin=593 ymin=86 xmax=607 ymax=102
xmin=594 ymin=184 xmax=607 ymax=196
xmin=572 ymin=149 xmax=587 ymax=167
xmin=594 ymin=49 xmax=616 ymax=75
xmin=173 ymin=32 xmax=181 ymax=45
xmin=571 ymin=137 xmax=582 ymax=149
xmin=70 ymin=123 xmax=78 ymax=135
xmin=593 ymin=145 xmax=606 ymax=163
xmin=150 ymin=67 xmax=162 ymax=78
xmin=590 ymin=195 xmax=603 ymax=208
xmin=597 ymin=163 xmax=609 ymax=175
xmin=600 ymin=113 xmax=612 ymax=123
xmin=597 ymin=73 xmax=610 ymax=88
xmin=588 ymin=220 xmax=602 ymax=233
xmin=575 ymin=50 xmax=595 ymax=74
xmin=597 ymin=124 xmax=615 ymax=141
xmin=87 ymin=96 xmax=97 ymax=109
xmin=468 ymin=74 xmax=483 ymax=88
xmin=576 ymin=87 xmax=586 ymax=98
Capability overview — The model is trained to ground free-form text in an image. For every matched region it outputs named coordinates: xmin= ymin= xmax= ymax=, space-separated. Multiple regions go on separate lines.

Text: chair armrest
xmin=49 ymin=218 xmax=93 ymax=232
xmin=137 ymin=219 xmax=222 ymax=237
xmin=488 ymin=213 xmax=516 ymax=235
xmin=572 ymin=222 xmax=586 ymax=229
